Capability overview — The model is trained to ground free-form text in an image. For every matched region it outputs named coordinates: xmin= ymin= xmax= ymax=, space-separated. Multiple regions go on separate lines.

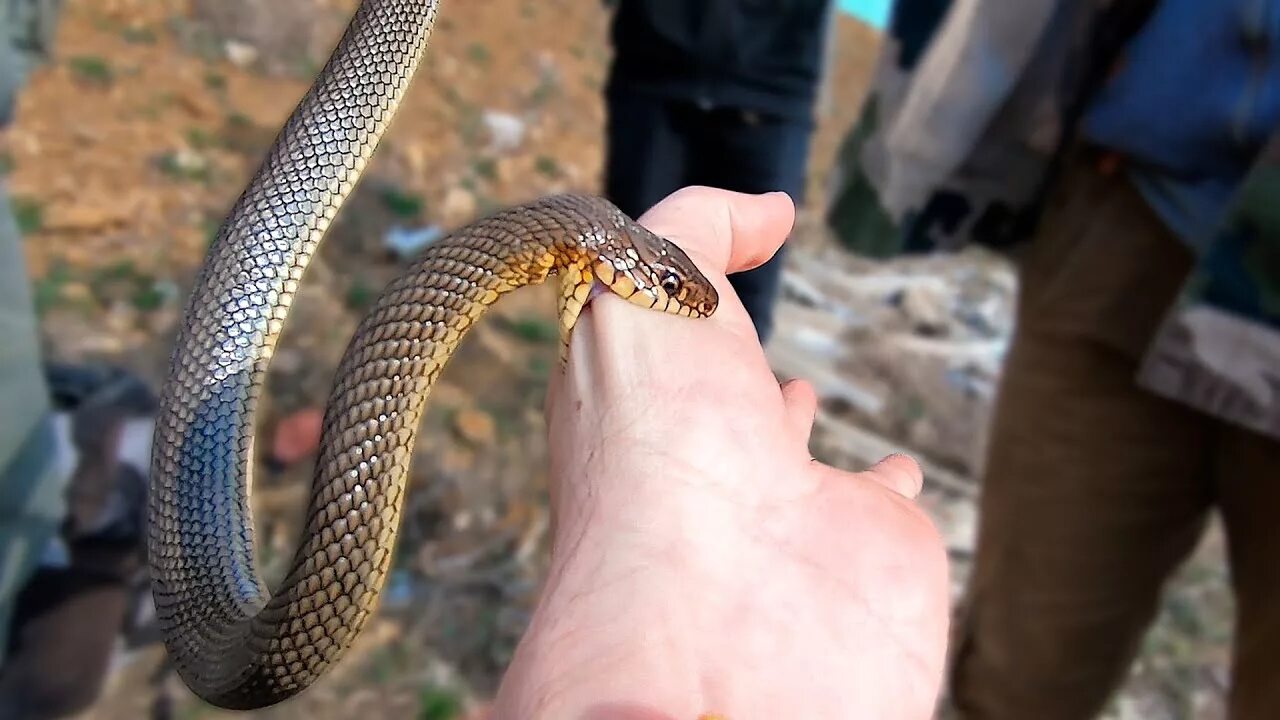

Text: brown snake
xmin=148 ymin=0 xmax=718 ymax=710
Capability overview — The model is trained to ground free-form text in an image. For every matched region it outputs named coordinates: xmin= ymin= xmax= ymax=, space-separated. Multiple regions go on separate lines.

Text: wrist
xmin=493 ymin=534 xmax=714 ymax=719
xmin=495 ymin=467 xmax=739 ymax=719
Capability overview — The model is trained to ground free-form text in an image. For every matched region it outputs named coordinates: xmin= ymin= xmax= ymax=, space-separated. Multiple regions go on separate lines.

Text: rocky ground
xmin=767 ymin=241 xmax=1234 ymax=720
xmin=4 ymin=1 xmax=1232 ymax=718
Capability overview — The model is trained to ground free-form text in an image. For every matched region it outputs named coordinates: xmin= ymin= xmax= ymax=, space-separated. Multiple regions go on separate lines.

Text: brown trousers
xmin=947 ymin=153 xmax=1280 ymax=719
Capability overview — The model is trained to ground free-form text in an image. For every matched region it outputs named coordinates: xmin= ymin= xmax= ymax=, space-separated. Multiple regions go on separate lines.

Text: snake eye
xmin=660 ymin=272 xmax=682 ymax=295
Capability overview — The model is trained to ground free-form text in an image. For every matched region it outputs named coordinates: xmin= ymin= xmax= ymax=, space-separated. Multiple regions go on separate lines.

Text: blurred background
xmin=0 ymin=0 xmax=1233 ymax=718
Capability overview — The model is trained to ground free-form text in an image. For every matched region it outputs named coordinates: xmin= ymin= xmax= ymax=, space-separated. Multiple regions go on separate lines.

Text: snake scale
xmin=148 ymin=0 xmax=717 ymax=710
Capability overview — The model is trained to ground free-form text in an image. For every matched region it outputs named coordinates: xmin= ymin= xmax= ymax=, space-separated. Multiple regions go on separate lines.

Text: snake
xmin=147 ymin=0 xmax=718 ymax=710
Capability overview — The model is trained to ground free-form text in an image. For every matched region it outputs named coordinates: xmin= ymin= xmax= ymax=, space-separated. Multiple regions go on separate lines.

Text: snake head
xmin=594 ymin=221 xmax=720 ymax=318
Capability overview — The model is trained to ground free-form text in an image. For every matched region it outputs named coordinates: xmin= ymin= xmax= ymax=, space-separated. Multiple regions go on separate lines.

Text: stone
xmin=440 ymin=186 xmax=477 ymax=227
xmin=271 ymin=407 xmax=324 ymax=465
xmin=224 ymin=39 xmax=259 ymax=68
xmin=452 ymin=408 xmax=496 ymax=446
xmin=897 ymin=283 xmax=952 ymax=336
xmin=481 ymin=110 xmax=526 ymax=152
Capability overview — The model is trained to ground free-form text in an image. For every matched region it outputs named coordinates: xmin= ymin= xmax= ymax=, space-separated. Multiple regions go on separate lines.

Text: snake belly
xmin=148 ymin=0 xmax=718 ymax=710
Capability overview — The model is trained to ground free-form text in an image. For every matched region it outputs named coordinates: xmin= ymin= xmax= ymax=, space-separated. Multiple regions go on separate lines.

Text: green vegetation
xmin=527 ymin=355 xmax=551 ymax=379
xmin=346 ymin=279 xmax=377 ymax=311
xmin=534 ymin=155 xmax=561 ymax=179
xmin=88 ymin=260 xmax=172 ymax=312
xmin=203 ymin=71 xmax=227 ymax=90
xmin=505 ymin=315 xmax=558 ymax=344
xmin=380 ymin=186 xmax=426 ymax=219
xmin=156 ymin=150 xmax=212 ymax=182
xmin=33 ymin=261 xmax=71 ymax=315
xmin=457 ymin=104 xmax=484 ymax=148
xmin=131 ymin=280 xmax=169 ymax=312
xmin=529 ymin=74 xmax=559 ymax=107
xmin=465 ymin=42 xmax=491 ymax=67
xmin=418 ymin=686 xmax=464 ymax=720
xmin=472 ymin=157 xmax=498 ymax=182
xmin=12 ymin=197 xmax=43 ymax=234
xmin=120 ymin=25 xmax=158 ymax=44
xmin=68 ymin=55 xmax=114 ymax=87
xmin=133 ymin=90 xmax=177 ymax=120
xmin=185 ymin=127 xmax=215 ymax=150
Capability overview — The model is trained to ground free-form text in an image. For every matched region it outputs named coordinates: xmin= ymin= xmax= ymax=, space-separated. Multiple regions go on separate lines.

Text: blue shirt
xmin=1083 ymin=0 xmax=1280 ymax=250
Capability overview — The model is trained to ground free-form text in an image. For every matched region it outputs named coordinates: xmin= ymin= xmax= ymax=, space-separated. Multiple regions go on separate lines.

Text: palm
xmin=488 ymin=188 xmax=949 ymax=720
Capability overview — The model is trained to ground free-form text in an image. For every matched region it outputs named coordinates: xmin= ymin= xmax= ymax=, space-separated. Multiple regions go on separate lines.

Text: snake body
xmin=148 ymin=0 xmax=716 ymax=710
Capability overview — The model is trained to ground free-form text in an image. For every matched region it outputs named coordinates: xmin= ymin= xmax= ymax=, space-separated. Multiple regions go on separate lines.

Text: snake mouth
xmin=587 ymin=279 xmax=611 ymax=305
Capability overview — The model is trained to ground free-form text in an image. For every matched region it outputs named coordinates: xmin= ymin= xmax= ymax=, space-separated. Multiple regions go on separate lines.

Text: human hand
xmin=488 ymin=187 xmax=950 ymax=719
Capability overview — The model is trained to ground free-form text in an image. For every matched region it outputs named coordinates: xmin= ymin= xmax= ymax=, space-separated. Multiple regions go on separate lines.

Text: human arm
xmin=485 ymin=187 xmax=951 ymax=719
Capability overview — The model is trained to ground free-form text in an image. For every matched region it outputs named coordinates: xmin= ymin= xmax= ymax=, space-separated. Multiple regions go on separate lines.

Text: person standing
xmin=826 ymin=0 xmax=1280 ymax=716
xmin=601 ymin=0 xmax=837 ymax=344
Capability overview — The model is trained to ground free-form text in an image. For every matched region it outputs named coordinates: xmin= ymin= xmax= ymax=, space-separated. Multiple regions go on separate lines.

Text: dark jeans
xmin=603 ymin=89 xmax=815 ymax=343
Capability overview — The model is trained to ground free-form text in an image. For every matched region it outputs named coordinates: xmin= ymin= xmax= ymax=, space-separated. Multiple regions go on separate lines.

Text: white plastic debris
xmin=384 ymin=224 xmax=444 ymax=260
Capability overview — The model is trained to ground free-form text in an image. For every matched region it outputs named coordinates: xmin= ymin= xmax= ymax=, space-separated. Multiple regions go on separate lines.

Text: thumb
xmin=636 ymin=185 xmax=796 ymax=276
xmin=814 ymin=453 xmax=924 ymax=500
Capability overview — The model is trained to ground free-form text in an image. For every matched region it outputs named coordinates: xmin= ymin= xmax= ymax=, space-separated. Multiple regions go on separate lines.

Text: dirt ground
xmin=3 ymin=1 xmax=1233 ymax=718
